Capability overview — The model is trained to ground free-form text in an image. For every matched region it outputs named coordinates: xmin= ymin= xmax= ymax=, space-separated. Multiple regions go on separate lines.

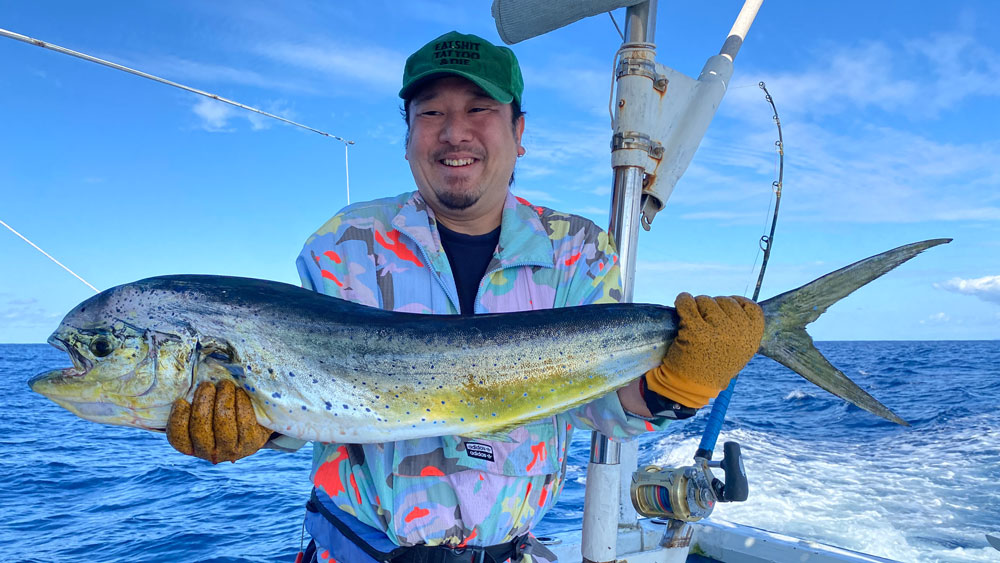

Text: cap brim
xmin=399 ymin=69 xmax=514 ymax=104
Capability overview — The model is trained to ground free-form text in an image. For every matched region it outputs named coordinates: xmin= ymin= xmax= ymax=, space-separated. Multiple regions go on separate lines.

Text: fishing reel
xmin=630 ymin=441 xmax=748 ymax=522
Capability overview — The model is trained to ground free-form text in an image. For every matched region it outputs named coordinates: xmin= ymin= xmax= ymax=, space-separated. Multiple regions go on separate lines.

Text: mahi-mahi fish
xmin=29 ymin=239 xmax=949 ymax=442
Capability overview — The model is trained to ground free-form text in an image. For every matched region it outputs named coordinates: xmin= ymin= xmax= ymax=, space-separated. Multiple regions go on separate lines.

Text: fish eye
xmin=90 ymin=336 xmax=115 ymax=358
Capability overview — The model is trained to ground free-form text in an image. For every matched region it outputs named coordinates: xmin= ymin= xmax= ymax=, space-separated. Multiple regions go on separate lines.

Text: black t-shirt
xmin=437 ymin=223 xmax=501 ymax=315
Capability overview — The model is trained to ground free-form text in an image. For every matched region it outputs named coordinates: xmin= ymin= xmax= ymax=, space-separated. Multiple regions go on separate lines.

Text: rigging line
xmin=0 ymin=219 xmax=100 ymax=294
xmin=743 ymin=187 xmax=775 ymax=298
xmin=743 ymin=132 xmax=781 ymax=297
xmin=0 ymin=27 xmax=356 ymax=146
xmin=608 ymin=12 xmax=625 ymax=41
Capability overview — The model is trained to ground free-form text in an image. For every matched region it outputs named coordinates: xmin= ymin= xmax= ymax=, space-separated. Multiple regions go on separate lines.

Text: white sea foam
xmin=647 ymin=423 xmax=1000 ymax=562
xmin=782 ymin=389 xmax=813 ymax=401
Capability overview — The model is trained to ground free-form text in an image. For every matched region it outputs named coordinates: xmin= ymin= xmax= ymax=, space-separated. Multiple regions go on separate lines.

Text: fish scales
xmin=31 ymin=275 xmax=676 ymax=442
xmin=30 ymin=239 xmax=952 ymax=440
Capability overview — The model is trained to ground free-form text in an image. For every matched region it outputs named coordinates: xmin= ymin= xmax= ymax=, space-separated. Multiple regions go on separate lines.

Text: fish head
xmin=29 ymin=286 xmax=199 ymax=432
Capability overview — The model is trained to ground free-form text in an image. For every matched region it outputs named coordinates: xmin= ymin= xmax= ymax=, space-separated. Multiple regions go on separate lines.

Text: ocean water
xmin=2 ymin=341 xmax=998 ymax=562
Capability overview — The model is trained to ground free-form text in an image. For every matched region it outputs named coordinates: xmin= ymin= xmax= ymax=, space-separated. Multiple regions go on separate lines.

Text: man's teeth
xmin=442 ymin=158 xmax=475 ymax=167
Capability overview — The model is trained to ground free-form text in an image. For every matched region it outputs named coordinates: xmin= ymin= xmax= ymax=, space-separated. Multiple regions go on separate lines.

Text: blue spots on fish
xmin=325 ymin=401 xmax=332 ymax=410
xmin=272 ymin=392 xmax=282 ymax=399
xmin=288 ymin=371 xmax=295 ymax=377
xmin=301 ymin=405 xmax=308 ymax=411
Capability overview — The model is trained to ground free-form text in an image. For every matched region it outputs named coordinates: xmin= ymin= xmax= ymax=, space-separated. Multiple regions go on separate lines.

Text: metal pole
xmin=582 ymin=4 xmax=656 ymax=561
xmin=345 ymin=144 xmax=352 ymax=205
xmin=0 ymin=27 xmax=355 ymax=145
xmin=719 ymin=0 xmax=763 ymax=61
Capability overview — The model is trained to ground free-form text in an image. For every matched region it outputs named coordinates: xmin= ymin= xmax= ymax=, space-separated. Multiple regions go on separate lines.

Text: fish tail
xmin=757 ymin=238 xmax=951 ymax=426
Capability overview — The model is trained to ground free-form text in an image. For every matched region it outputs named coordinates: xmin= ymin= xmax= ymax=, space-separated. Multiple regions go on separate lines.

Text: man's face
xmin=405 ymin=76 xmax=524 ymax=232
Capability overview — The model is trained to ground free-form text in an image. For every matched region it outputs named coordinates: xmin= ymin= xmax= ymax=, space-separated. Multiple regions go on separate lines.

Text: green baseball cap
xmin=399 ymin=31 xmax=523 ymax=106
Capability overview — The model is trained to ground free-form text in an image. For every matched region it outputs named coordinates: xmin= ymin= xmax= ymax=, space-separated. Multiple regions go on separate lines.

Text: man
xmin=167 ymin=31 xmax=763 ymax=563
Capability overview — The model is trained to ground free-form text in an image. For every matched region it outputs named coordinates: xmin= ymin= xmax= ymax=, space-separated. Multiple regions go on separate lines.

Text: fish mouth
xmin=50 ymin=334 xmax=94 ymax=377
xmin=27 ymin=335 xmax=93 ymax=392
xmin=29 ymin=334 xmax=169 ymax=431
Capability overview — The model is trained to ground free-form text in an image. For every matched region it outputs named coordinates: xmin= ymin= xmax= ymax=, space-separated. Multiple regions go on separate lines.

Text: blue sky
xmin=2 ymin=0 xmax=998 ymax=343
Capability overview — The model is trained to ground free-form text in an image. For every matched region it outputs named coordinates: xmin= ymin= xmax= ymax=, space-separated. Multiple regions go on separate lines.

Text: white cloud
xmin=191 ymin=97 xmax=297 ymax=133
xmin=679 ymin=28 xmax=1000 ymax=226
xmin=192 ymin=98 xmax=237 ymax=131
xmin=673 ymin=109 xmax=1000 ymax=226
xmin=723 ymin=31 xmax=1000 ymax=122
xmin=520 ymin=120 xmax=610 ymax=183
xmin=246 ymin=100 xmax=296 ymax=131
xmin=1 ymin=297 xmax=60 ymax=325
xmin=919 ymin=312 xmax=953 ymax=325
xmin=252 ymin=41 xmax=404 ymax=92
xmin=117 ymin=53 xmax=315 ymax=94
xmin=905 ymin=31 xmax=1000 ymax=111
xmin=936 ymin=275 xmax=1000 ymax=304
xmin=522 ymin=57 xmax=614 ymax=117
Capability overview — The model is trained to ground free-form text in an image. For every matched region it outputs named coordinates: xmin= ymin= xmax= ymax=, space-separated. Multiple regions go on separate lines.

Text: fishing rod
xmin=694 ymin=80 xmax=783 ymax=462
xmin=694 ymin=81 xmax=785 ymax=460
xmin=630 ymin=81 xmax=784 ymax=522
xmin=0 ymin=27 xmax=355 ymax=202
xmin=0 ymin=26 xmax=359 ymax=294
xmin=0 ymin=27 xmax=354 ymax=146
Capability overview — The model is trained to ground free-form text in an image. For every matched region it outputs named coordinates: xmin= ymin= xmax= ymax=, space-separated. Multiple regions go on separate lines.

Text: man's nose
xmin=438 ymin=112 xmax=474 ymax=145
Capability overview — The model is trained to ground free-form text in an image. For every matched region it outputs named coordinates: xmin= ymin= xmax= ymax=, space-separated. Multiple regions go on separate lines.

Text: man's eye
xmin=90 ymin=337 xmax=115 ymax=358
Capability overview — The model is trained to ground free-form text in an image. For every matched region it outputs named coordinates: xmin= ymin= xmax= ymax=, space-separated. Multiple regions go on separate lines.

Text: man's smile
xmin=441 ymin=158 xmax=477 ymax=167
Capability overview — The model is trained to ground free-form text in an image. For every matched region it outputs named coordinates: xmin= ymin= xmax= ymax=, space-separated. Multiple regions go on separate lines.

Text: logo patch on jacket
xmin=465 ymin=441 xmax=495 ymax=462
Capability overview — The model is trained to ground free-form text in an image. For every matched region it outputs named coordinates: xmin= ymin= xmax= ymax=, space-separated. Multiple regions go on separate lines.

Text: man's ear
xmin=515 ymin=114 xmax=525 ymax=154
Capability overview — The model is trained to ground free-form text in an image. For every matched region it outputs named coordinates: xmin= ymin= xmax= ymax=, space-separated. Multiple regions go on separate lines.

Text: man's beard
xmin=436 ymin=189 xmax=479 ymax=210
xmin=434 ymin=178 xmax=483 ymax=210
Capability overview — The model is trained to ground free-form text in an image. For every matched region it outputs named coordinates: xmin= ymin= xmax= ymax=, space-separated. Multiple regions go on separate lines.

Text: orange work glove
xmin=167 ymin=380 xmax=271 ymax=464
xmin=645 ymin=293 xmax=765 ymax=409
